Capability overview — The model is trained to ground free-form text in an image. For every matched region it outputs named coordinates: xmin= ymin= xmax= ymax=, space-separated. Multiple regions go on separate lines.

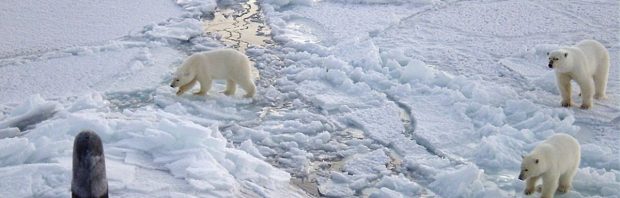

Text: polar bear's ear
xmin=535 ymin=159 xmax=539 ymax=164
xmin=564 ymin=53 xmax=568 ymax=57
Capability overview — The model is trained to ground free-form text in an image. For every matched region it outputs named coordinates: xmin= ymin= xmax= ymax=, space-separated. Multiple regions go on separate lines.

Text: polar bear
xmin=518 ymin=133 xmax=580 ymax=198
xmin=170 ymin=48 xmax=256 ymax=98
xmin=547 ymin=39 xmax=610 ymax=109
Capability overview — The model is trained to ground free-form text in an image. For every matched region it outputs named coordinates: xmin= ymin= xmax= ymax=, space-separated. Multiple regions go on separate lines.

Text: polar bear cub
xmin=170 ymin=48 xmax=256 ymax=98
xmin=519 ymin=133 xmax=580 ymax=198
xmin=548 ymin=39 xmax=610 ymax=109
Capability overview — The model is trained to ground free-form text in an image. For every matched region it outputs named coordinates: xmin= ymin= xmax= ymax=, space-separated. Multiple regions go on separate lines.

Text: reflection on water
xmin=204 ymin=0 xmax=271 ymax=52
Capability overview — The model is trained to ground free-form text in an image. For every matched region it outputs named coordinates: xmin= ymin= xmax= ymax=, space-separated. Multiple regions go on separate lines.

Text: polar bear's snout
xmin=547 ymin=57 xmax=559 ymax=69
xmin=170 ymin=78 xmax=180 ymax=88
xmin=548 ymin=60 xmax=554 ymax=68
xmin=518 ymin=172 xmax=525 ymax=180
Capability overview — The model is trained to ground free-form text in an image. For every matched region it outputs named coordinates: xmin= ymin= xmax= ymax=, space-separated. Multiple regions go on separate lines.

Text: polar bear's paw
xmin=561 ymin=100 xmax=572 ymax=107
xmin=536 ymin=184 xmax=543 ymax=193
xmin=594 ymin=94 xmax=607 ymax=100
xmin=193 ymin=91 xmax=206 ymax=96
xmin=223 ymin=90 xmax=235 ymax=96
xmin=524 ymin=186 xmax=535 ymax=195
xmin=557 ymin=184 xmax=570 ymax=194
xmin=580 ymin=103 xmax=591 ymax=109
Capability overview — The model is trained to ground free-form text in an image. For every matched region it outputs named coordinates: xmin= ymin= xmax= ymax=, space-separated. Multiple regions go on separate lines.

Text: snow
xmin=0 ymin=0 xmax=184 ymax=58
xmin=0 ymin=46 xmax=183 ymax=104
xmin=0 ymin=94 xmax=296 ymax=197
xmin=429 ymin=164 xmax=505 ymax=198
xmin=175 ymin=0 xmax=217 ymax=17
xmin=256 ymin=0 xmax=620 ymax=196
xmin=1 ymin=0 xmax=619 ymax=197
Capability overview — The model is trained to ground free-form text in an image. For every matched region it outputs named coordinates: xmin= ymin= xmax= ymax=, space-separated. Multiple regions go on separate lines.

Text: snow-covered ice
xmin=0 ymin=0 xmax=185 ymax=58
xmin=0 ymin=0 xmax=619 ymax=197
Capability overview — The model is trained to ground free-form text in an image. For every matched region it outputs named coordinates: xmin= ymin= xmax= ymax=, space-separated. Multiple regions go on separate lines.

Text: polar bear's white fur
xmin=519 ymin=133 xmax=580 ymax=198
xmin=548 ymin=39 xmax=610 ymax=109
xmin=170 ymin=49 xmax=256 ymax=98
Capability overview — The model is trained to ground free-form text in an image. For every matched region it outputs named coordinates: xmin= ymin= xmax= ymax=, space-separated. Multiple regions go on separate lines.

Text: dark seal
xmin=72 ymin=131 xmax=108 ymax=198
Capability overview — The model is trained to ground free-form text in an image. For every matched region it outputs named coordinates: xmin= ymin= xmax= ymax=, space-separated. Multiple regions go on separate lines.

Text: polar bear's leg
xmin=177 ymin=78 xmax=197 ymax=96
xmin=541 ymin=174 xmax=559 ymax=198
xmin=577 ymin=78 xmax=595 ymax=109
xmin=556 ymin=74 xmax=572 ymax=107
xmin=237 ymin=77 xmax=256 ymax=98
xmin=558 ymin=166 xmax=577 ymax=194
xmin=194 ymin=78 xmax=212 ymax=96
xmin=594 ymin=61 xmax=610 ymax=100
xmin=524 ymin=176 xmax=539 ymax=195
xmin=557 ymin=174 xmax=572 ymax=193
xmin=223 ymin=79 xmax=237 ymax=96
xmin=593 ymin=76 xmax=608 ymax=99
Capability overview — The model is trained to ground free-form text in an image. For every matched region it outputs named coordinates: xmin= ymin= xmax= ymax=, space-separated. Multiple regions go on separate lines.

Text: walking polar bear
xmin=547 ymin=39 xmax=610 ymax=109
xmin=519 ymin=133 xmax=581 ymax=198
xmin=170 ymin=48 xmax=256 ymax=98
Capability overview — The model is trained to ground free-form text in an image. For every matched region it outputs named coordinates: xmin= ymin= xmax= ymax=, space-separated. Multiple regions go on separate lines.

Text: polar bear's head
xmin=170 ymin=68 xmax=194 ymax=88
xmin=547 ymin=49 xmax=572 ymax=73
xmin=518 ymin=154 xmax=546 ymax=180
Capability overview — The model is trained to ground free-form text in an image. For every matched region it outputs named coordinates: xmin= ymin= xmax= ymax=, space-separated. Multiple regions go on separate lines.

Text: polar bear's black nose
xmin=518 ymin=173 xmax=525 ymax=180
xmin=548 ymin=62 xmax=553 ymax=68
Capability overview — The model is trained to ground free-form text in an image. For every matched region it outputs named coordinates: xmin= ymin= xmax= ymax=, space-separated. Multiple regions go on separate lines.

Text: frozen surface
xmin=254 ymin=0 xmax=620 ymax=196
xmin=0 ymin=0 xmax=305 ymax=197
xmin=1 ymin=0 xmax=619 ymax=197
xmin=0 ymin=0 xmax=184 ymax=58
xmin=0 ymin=46 xmax=182 ymax=104
xmin=0 ymin=94 xmax=297 ymax=197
